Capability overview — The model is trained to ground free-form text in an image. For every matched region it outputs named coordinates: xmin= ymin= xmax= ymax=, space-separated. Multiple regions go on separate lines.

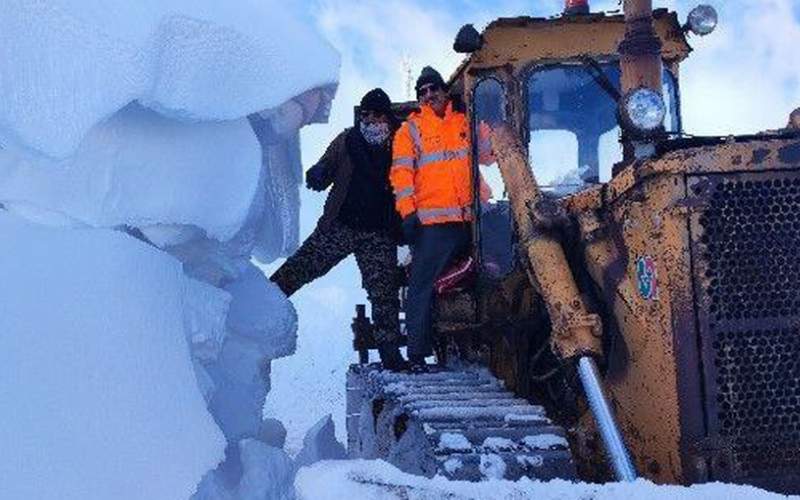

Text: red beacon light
xmin=564 ymin=0 xmax=590 ymax=15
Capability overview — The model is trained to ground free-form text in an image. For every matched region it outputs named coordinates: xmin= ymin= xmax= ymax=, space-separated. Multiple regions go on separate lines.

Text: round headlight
xmin=687 ymin=4 xmax=718 ymax=36
xmin=621 ymin=88 xmax=666 ymax=134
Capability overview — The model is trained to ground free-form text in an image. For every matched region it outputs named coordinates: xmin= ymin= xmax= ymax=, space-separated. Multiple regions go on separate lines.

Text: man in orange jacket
xmin=390 ymin=67 xmax=473 ymax=370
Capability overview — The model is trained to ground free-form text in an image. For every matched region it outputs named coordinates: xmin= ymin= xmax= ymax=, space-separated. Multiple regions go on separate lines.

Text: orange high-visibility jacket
xmin=390 ymin=103 xmax=475 ymax=225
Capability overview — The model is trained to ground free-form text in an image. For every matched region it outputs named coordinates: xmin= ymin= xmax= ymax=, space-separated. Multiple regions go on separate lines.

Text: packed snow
xmin=479 ymin=454 xmax=508 ymax=480
xmin=0 ymin=103 xmax=261 ymax=241
xmin=295 ymin=460 xmax=797 ymax=500
xmin=482 ymin=437 xmax=516 ymax=452
xmin=516 ymin=455 xmax=545 ymax=469
xmin=522 ymin=434 xmax=569 ymax=450
xmin=438 ymin=433 xmax=473 ymax=453
xmin=0 ymin=0 xmax=340 ymax=498
xmin=294 ymin=415 xmax=348 ymax=471
xmin=0 ymin=0 xmax=338 ymax=158
xmin=0 ymin=213 xmax=225 ymax=500
xmin=444 ymin=458 xmax=465 ymax=475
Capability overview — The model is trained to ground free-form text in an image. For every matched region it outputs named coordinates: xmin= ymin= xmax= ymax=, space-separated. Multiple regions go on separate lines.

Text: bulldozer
xmin=347 ymin=0 xmax=800 ymax=493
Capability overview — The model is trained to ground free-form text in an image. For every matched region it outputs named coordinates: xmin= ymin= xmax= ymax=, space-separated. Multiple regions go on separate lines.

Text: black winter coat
xmin=313 ymin=127 xmax=402 ymax=240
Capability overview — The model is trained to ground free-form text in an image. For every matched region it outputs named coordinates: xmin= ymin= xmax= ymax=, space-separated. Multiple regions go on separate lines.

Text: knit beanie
xmin=360 ymin=88 xmax=392 ymax=115
xmin=415 ymin=66 xmax=446 ymax=93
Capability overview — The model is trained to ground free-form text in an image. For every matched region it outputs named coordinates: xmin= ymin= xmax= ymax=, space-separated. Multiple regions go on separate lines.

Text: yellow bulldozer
xmin=348 ymin=0 xmax=800 ymax=493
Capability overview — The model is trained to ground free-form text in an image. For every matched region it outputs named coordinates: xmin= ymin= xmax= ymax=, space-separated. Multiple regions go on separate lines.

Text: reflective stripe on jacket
xmin=390 ymin=103 xmax=474 ymax=225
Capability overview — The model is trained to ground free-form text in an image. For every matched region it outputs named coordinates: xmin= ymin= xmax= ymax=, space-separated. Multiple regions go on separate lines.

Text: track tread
xmin=347 ymin=364 xmax=578 ymax=482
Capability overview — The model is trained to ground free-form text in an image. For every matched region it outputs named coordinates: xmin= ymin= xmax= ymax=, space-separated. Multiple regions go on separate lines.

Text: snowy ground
xmin=260 ymin=183 xmax=366 ymax=454
xmin=296 ymin=460 xmax=798 ymax=500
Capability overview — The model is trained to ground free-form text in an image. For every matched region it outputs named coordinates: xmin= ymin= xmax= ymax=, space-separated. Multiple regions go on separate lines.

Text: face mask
xmin=360 ymin=121 xmax=391 ymax=146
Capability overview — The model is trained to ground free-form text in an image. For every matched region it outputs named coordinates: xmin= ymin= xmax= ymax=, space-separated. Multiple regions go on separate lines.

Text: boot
xmin=377 ymin=340 xmax=408 ymax=372
xmin=406 ymin=354 xmax=430 ymax=374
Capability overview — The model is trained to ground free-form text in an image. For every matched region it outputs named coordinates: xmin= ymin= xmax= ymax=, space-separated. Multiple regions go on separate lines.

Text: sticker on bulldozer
xmin=636 ymin=256 xmax=659 ymax=301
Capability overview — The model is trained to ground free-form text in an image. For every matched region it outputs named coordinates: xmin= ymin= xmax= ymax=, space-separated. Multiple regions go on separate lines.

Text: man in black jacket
xmin=270 ymin=88 xmax=406 ymax=370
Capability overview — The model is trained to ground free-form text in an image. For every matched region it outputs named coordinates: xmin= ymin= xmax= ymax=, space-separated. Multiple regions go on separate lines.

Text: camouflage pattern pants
xmin=270 ymin=220 xmax=400 ymax=343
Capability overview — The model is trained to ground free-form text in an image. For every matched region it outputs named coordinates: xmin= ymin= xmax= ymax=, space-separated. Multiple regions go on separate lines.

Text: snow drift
xmin=0 ymin=103 xmax=261 ymax=241
xmin=0 ymin=213 xmax=226 ymax=500
xmin=0 ymin=0 xmax=339 ymax=158
xmin=0 ymin=0 xmax=340 ymax=498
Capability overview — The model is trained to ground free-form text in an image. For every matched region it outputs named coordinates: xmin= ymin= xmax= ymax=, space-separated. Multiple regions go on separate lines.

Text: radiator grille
xmin=696 ymin=174 xmax=800 ymax=477
xmin=701 ymin=177 xmax=800 ymax=322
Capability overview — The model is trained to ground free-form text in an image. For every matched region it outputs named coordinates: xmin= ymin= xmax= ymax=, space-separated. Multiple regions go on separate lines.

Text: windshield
xmin=526 ymin=62 xmax=680 ymax=195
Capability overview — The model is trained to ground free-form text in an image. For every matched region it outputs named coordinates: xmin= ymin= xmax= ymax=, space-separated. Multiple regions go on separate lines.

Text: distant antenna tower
xmin=401 ymin=55 xmax=414 ymax=101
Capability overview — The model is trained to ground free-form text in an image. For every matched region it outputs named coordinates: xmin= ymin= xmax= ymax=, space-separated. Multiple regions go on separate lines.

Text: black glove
xmin=305 ymin=162 xmax=331 ymax=191
xmin=402 ymin=213 xmax=420 ymax=245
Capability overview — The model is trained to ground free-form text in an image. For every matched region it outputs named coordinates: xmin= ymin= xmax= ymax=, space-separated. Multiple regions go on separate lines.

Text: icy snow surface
xmin=295 ymin=460 xmax=797 ymax=500
xmin=0 ymin=213 xmax=225 ymax=500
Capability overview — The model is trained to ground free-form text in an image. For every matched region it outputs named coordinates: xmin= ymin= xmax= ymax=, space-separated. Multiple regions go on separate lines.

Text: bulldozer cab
xmin=459 ymin=10 xmax=689 ymax=285
xmin=472 ymin=62 xmax=681 ymax=192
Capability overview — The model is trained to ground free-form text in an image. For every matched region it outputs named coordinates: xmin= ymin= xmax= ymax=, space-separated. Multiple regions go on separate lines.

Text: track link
xmin=347 ymin=364 xmax=577 ymax=481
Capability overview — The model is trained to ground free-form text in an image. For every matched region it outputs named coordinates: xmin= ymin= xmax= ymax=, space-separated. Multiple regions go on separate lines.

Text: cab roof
xmin=449 ymin=8 xmax=691 ymax=83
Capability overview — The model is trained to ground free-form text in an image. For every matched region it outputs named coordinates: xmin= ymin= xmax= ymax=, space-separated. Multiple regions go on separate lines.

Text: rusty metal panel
xmin=688 ymin=170 xmax=800 ymax=492
xmin=598 ymin=173 xmax=694 ymax=484
xmin=434 ymin=290 xmax=479 ymax=333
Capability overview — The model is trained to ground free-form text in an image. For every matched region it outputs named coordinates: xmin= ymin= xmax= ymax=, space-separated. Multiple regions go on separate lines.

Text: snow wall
xmin=0 ymin=1 xmax=340 ymax=499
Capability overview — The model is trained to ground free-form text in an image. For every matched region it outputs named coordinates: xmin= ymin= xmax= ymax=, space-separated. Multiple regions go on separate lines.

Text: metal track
xmin=346 ymin=364 xmax=577 ymax=481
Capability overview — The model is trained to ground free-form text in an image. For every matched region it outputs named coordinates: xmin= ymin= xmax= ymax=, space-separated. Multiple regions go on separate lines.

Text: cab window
xmin=526 ymin=63 xmax=680 ymax=195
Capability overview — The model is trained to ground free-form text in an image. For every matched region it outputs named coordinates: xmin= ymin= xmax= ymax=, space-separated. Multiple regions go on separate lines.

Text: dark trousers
xmin=406 ymin=223 xmax=470 ymax=360
xmin=270 ymin=221 xmax=400 ymax=344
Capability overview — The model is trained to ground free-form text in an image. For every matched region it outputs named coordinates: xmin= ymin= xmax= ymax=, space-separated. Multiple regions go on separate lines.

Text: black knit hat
xmin=415 ymin=66 xmax=446 ymax=93
xmin=360 ymin=88 xmax=392 ymax=115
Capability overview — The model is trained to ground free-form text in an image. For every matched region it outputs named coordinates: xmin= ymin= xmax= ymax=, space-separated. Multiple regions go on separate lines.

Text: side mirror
xmin=453 ymin=24 xmax=483 ymax=54
xmin=684 ymin=4 xmax=718 ymax=36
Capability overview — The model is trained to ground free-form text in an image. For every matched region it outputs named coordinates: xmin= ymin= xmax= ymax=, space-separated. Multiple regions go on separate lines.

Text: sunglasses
xmin=417 ymin=84 xmax=443 ymax=98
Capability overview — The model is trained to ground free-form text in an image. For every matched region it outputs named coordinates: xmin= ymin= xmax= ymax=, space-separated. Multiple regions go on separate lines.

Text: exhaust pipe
xmin=577 ymin=356 xmax=638 ymax=481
